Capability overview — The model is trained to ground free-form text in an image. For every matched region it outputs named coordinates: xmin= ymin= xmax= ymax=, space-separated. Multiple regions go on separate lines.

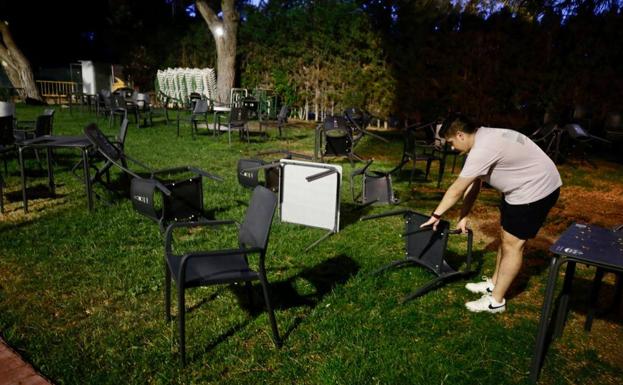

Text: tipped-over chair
xmin=362 ymin=210 xmax=474 ymax=302
xmin=350 ymin=159 xmax=399 ymax=206
xmin=84 ymin=123 xmax=222 ymax=232
xmin=164 ymin=185 xmax=281 ymax=364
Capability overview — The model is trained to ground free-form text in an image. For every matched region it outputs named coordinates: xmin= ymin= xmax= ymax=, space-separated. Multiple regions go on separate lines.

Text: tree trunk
xmin=196 ymin=0 xmax=238 ymax=104
xmin=0 ymin=21 xmax=42 ymax=101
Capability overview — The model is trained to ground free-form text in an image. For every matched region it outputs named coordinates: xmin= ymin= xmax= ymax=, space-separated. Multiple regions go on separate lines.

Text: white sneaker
xmin=465 ymin=276 xmax=494 ymax=294
xmin=465 ymin=294 xmax=506 ymax=313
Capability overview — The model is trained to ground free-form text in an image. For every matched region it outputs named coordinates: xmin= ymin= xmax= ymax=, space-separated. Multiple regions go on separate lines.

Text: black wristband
xmin=431 ymin=212 xmax=441 ymax=219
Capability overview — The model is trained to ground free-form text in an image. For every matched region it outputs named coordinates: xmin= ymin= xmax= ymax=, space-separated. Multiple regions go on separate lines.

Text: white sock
xmin=490 ymin=297 xmax=505 ymax=306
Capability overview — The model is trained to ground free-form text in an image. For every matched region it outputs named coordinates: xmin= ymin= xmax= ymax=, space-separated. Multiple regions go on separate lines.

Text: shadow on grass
xmin=231 ymin=254 xmax=360 ymax=339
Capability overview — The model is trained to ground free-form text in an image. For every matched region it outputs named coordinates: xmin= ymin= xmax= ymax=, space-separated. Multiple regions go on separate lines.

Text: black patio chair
xmin=362 ymin=210 xmax=475 ymax=302
xmin=343 ymin=107 xmax=389 ymax=146
xmin=236 ymin=150 xmax=313 ymax=192
xmin=13 ymin=108 xmax=55 ymax=141
xmin=259 ymin=104 xmax=289 ymax=138
xmin=350 ymin=159 xmax=399 ymax=206
xmin=315 ymin=115 xmax=363 ymax=165
xmin=385 ymin=123 xmax=441 ymax=186
xmin=563 ymin=123 xmax=610 ymax=165
xmin=164 ymin=185 xmax=281 ymax=365
xmin=83 ymin=123 xmax=223 ymax=232
xmin=183 ymin=99 xmax=210 ymax=139
xmin=227 ymin=106 xmax=250 ymax=144
xmin=530 ymin=119 xmax=563 ymax=163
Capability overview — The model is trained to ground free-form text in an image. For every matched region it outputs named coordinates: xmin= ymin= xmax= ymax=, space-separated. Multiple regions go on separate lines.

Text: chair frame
xmin=164 ymin=185 xmax=281 ymax=365
xmin=362 ymin=210 xmax=474 ymax=302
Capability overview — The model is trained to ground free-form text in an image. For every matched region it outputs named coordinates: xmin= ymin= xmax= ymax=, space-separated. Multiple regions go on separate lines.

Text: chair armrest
xmin=164 ymin=220 xmax=238 ymax=254
xmin=188 ymin=166 xmax=224 ymax=182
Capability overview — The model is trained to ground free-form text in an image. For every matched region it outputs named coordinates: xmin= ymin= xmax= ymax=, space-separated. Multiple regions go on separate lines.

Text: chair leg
xmin=437 ymin=158 xmax=445 ymax=188
xmin=178 ymin=283 xmax=186 ymax=365
xmin=259 ymin=275 xmax=281 ymax=348
xmin=409 ymin=159 xmax=416 ymax=186
xmin=165 ymin=263 xmax=172 ymax=322
xmin=425 ymin=159 xmax=432 ymax=181
xmin=245 ymin=281 xmax=254 ymax=306
xmin=585 ymin=267 xmax=604 ymax=331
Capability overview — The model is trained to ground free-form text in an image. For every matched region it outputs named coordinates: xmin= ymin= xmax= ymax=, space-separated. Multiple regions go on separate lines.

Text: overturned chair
xmin=84 ymin=124 xmax=223 ymax=232
xmin=236 ymin=150 xmax=312 ymax=193
xmin=350 ymin=159 xmax=400 ymax=206
xmin=362 ymin=210 xmax=475 ymax=302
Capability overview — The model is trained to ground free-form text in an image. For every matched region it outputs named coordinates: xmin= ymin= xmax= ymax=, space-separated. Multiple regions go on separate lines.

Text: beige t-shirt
xmin=459 ymin=127 xmax=562 ymax=205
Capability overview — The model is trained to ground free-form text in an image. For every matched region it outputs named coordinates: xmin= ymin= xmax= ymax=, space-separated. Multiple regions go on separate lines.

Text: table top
xmin=19 ymin=135 xmax=92 ymax=149
xmin=550 ymin=223 xmax=623 ymax=270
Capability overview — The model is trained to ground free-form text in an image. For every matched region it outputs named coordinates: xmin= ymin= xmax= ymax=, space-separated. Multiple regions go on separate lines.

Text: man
xmin=421 ymin=115 xmax=562 ymax=313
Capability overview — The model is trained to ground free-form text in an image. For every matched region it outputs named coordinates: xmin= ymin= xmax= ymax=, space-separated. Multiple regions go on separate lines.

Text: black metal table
xmin=529 ymin=223 xmax=623 ymax=383
xmin=18 ymin=135 xmax=93 ymax=212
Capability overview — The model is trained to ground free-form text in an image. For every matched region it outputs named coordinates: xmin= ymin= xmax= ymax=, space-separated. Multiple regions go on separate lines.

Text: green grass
xmin=1 ymin=105 xmax=622 ymax=385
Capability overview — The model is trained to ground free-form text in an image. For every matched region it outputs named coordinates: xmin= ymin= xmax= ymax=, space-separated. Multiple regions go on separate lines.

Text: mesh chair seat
xmin=167 ymin=251 xmax=259 ymax=287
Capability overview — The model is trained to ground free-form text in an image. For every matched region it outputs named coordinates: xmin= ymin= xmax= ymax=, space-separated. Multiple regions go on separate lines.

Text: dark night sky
xmin=0 ymin=0 xmax=188 ymax=72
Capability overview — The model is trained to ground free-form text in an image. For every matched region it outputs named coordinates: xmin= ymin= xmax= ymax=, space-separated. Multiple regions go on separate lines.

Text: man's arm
xmin=457 ymin=178 xmax=482 ymax=233
xmin=421 ymin=176 xmax=478 ymax=230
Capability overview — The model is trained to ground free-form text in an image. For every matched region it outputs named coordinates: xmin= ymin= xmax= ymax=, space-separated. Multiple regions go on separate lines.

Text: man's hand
xmin=457 ymin=217 xmax=469 ymax=234
xmin=421 ymin=216 xmax=441 ymax=231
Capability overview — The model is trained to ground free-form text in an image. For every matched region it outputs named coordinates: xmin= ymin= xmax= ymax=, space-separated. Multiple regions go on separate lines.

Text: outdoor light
xmin=215 ymin=26 xmax=224 ymax=37
xmin=1 ymin=60 xmax=7 ymax=67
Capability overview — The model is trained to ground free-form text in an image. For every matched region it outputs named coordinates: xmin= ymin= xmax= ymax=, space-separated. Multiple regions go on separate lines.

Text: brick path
xmin=0 ymin=338 xmax=52 ymax=385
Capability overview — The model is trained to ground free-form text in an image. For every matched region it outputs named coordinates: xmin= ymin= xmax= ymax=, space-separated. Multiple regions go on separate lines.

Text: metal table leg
xmin=553 ymin=261 xmax=576 ymax=339
xmin=46 ymin=147 xmax=55 ymax=197
xmin=529 ymin=256 xmax=565 ymax=384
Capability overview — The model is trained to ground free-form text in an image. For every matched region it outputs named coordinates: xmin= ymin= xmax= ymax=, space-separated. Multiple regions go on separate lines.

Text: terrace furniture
xmin=164 ymin=185 xmax=281 ymax=365
xmin=315 ymin=115 xmax=363 ymax=165
xmin=17 ymin=134 xmax=94 ymax=213
xmin=83 ymin=124 xmax=222 ymax=232
xmin=136 ymin=93 xmax=153 ymax=127
xmin=236 ymin=150 xmax=313 ymax=192
xmin=529 ymin=223 xmax=623 ymax=383
xmin=181 ymin=99 xmax=209 ymax=139
xmin=259 ymin=104 xmax=290 ymax=138
xmin=362 ymin=210 xmax=474 ymax=302
xmin=402 ymin=120 xmax=454 ymax=187
xmin=350 ymin=159 xmax=399 ymax=206
xmin=226 ymin=106 xmax=250 ymax=144
xmin=343 ymin=107 xmax=389 ymax=145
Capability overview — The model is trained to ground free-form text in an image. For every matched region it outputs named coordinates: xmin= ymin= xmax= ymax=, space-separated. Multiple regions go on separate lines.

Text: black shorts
xmin=500 ymin=188 xmax=560 ymax=240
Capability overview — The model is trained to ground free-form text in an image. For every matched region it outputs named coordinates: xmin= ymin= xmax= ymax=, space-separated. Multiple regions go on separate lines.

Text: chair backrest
xmin=277 ymin=105 xmax=289 ymax=122
xmin=237 ymin=158 xmax=263 ymax=189
xmin=117 ymin=117 xmax=129 ymax=146
xmin=112 ymin=94 xmax=126 ymax=109
xmin=0 ymin=116 xmax=15 ymax=146
xmin=192 ymin=99 xmax=209 ymax=114
xmin=84 ymin=123 xmax=123 ymax=161
xmin=230 ymin=106 xmax=249 ymax=123
xmin=35 ymin=113 xmax=54 ymax=137
xmin=136 ymin=93 xmax=151 ymax=110
xmin=565 ymin=123 xmax=590 ymax=140
xmin=344 ymin=107 xmax=371 ymax=132
xmin=239 ymin=185 xmax=278 ymax=250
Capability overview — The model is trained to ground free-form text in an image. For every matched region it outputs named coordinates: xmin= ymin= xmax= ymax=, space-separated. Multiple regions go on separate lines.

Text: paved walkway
xmin=0 ymin=338 xmax=52 ymax=385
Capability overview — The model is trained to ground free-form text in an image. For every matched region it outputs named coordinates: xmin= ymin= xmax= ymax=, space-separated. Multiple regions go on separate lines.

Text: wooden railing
xmin=36 ymin=80 xmax=79 ymax=103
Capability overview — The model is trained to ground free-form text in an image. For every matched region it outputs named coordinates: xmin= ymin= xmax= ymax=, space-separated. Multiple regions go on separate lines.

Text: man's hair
xmin=438 ymin=113 xmax=477 ymax=138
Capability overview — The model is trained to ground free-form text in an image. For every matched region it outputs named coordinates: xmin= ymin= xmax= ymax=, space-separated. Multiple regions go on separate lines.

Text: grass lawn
xmin=1 ymin=105 xmax=622 ymax=385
